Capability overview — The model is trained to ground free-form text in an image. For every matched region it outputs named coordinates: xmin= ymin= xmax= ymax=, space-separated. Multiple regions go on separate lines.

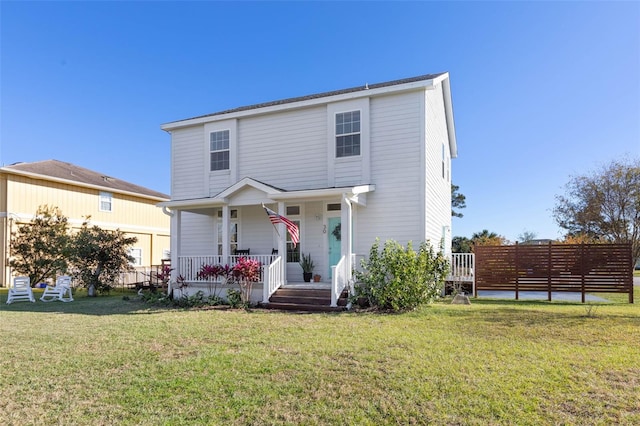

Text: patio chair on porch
xmin=40 ymin=276 xmax=74 ymax=302
xmin=271 ymin=248 xmax=278 ymax=255
xmin=6 ymin=276 xmax=35 ymax=304
xmin=234 ymin=249 xmax=250 ymax=256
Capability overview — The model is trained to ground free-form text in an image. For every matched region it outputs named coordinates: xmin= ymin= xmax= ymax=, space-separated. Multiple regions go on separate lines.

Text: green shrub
xmin=226 ymin=288 xmax=243 ymax=308
xmin=354 ymin=239 xmax=449 ymax=311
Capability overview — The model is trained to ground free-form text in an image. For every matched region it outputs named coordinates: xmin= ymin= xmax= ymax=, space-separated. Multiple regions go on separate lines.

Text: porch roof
xmin=158 ymin=178 xmax=375 ymax=212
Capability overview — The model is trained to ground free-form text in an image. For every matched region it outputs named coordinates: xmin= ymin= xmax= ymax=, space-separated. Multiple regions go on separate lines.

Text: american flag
xmin=263 ymin=205 xmax=299 ymax=247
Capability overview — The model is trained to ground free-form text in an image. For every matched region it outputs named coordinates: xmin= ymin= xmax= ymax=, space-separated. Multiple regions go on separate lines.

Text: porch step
xmin=262 ymin=287 xmax=348 ymax=312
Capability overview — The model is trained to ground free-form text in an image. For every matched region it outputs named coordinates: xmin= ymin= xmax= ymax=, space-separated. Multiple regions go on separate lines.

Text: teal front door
xmin=328 ymin=217 xmax=341 ymax=279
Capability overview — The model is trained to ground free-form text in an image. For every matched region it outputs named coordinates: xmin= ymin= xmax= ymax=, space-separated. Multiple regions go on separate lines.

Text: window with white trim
xmin=129 ymin=248 xmax=142 ymax=266
xmin=335 ymin=110 xmax=361 ymax=158
xmin=217 ymin=209 xmax=238 ymax=255
xmin=99 ymin=191 xmax=112 ymax=212
xmin=285 ymin=206 xmax=301 ymax=263
xmin=210 ymin=130 xmax=230 ymax=171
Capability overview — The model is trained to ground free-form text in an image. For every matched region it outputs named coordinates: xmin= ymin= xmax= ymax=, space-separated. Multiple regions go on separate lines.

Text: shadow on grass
xmin=0 ymin=289 xmax=169 ymax=316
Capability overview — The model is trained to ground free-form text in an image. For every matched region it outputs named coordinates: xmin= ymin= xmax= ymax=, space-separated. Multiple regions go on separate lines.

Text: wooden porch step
xmin=261 ymin=287 xmax=348 ymax=312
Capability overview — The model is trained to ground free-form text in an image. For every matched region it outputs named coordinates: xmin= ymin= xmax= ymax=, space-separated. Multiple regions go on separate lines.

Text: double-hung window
xmin=335 ymin=111 xmax=361 ymax=158
xmin=99 ymin=191 xmax=112 ymax=212
xmin=210 ymin=130 xmax=230 ymax=171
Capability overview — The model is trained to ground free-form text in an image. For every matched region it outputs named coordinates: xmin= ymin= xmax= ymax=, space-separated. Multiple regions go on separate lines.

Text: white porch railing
xmin=447 ymin=253 xmax=475 ymax=293
xmin=178 ymin=256 xmax=223 ymax=281
xmin=262 ymin=256 xmax=284 ymax=303
xmin=331 ymin=255 xmax=349 ymax=307
xmin=177 ymin=255 xmax=278 ymax=282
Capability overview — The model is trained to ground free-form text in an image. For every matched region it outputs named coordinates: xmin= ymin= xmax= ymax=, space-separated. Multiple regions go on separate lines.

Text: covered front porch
xmin=160 ymin=178 xmax=375 ymax=307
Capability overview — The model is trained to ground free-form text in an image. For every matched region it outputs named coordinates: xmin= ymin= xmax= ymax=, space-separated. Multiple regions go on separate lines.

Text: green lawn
xmin=1 ymin=288 xmax=639 ymax=425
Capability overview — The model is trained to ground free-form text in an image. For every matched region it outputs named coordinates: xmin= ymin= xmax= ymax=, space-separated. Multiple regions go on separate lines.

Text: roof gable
xmin=1 ymin=160 xmax=169 ymax=200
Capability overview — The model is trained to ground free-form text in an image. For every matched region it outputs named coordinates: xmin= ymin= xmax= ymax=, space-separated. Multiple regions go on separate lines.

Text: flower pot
xmin=303 ymin=272 xmax=313 ymax=282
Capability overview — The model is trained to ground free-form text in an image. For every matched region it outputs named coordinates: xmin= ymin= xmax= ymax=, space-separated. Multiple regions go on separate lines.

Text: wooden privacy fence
xmin=475 ymin=243 xmax=634 ymax=303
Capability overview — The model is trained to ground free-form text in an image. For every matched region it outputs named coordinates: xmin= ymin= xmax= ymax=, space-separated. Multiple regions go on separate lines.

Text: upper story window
xmin=210 ymin=130 xmax=230 ymax=171
xmin=99 ymin=191 xmax=112 ymax=212
xmin=336 ymin=110 xmax=361 ymax=158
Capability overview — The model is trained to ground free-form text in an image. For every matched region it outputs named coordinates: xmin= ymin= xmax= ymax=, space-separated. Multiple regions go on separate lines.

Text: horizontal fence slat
xmin=475 ymin=243 xmax=633 ymax=303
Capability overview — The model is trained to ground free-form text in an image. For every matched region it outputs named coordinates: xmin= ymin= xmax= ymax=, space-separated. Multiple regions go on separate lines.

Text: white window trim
xmin=327 ymin=99 xmax=370 ymax=187
xmin=204 ymin=120 xmax=238 ymax=189
xmin=285 ymin=205 xmax=302 ymax=264
xmin=209 ymin=130 xmax=230 ymax=172
xmin=99 ymin=191 xmax=113 ymax=212
xmin=217 ymin=208 xmax=239 ymax=256
xmin=335 ymin=110 xmax=362 ymax=158
xmin=129 ymin=247 xmax=143 ymax=266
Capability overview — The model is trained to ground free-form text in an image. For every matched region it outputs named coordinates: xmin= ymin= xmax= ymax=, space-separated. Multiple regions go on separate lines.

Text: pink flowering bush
xmin=231 ymin=257 xmax=261 ymax=304
xmin=195 ymin=258 xmax=261 ymax=306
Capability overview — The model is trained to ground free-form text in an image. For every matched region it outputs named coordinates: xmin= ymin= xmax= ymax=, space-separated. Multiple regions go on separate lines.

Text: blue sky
xmin=1 ymin=1 xmax=638 ymax=242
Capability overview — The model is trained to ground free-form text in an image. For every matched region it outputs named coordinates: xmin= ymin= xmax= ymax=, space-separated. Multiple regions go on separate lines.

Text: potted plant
xmin=299 ymin=252 xmax=315 ymax=282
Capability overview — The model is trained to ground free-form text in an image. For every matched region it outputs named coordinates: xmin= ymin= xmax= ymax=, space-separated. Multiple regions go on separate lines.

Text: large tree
xmin=471 ymin=229 xmax=509 ymax=247
xmin=9 ymin=205 xmax=70 ymax=287
xmin=70 ymin=220 xmax=137 ymax=295
xmin=553 ymin=157 xmax=640 ymax=267
xmin=451 ymin=184 xmax=466 ymax=218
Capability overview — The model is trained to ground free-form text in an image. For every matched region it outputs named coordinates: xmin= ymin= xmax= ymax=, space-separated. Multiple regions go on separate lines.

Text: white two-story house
xmin=160 ymin=72 xmax=457 ymax=306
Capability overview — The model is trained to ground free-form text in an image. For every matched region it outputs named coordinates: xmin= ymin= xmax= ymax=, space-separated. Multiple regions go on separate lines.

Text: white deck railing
xmin=177 ymin=255 xmax=277 ymax=282
xmin=447 ymin=253 xmax=475 ymax=292
xmin=262 ymin=256 xmax=284 ymax=303
xmin=331 ymin=255 xmax=349 ymax=307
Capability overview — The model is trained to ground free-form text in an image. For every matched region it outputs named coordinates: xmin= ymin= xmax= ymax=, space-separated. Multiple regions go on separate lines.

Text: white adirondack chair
xmin=6 ymin=276 xmax=35 ymax=304
xmin=40 ymin=275 xmax=74 ymax=302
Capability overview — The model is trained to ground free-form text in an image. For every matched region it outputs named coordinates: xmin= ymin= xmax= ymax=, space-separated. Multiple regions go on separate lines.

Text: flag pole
xmin=262 ymin=203 xmax=281 ymax=238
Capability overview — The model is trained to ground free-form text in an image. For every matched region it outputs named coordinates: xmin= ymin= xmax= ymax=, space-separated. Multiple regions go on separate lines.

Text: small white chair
xmin=6 ymin=276 xmax=35 ymax=304
xmin=40 ymin=275 xmax=74 ymax=302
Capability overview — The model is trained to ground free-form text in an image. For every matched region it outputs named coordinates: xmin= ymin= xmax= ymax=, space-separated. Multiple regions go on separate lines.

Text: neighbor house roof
xmin=1 ymin=160 xmax=169 ymax=201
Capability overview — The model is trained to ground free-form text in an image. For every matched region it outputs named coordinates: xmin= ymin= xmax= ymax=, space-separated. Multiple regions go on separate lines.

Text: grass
xmin=1 ymin=287 xmax=639 ymax=425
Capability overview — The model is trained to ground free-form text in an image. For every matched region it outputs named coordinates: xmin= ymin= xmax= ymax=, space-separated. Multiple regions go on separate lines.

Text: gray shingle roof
xmin=3 ymin=160 xmax=169 ymax=200
xmin=170 ymin=72 xmax=446 ymax=124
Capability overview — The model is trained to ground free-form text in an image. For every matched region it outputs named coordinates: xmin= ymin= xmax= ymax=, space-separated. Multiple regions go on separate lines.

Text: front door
xmin=328 ymin=217 xmax=341 ymax=279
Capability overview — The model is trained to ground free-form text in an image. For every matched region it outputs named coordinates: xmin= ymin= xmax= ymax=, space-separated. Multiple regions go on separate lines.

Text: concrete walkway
xmin=476 ymin=290 xmax=609 ymax=302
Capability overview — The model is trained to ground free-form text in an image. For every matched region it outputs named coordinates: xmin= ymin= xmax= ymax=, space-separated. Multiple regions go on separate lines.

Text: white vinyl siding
xmin=236 ymin=107 xmax=327 ymax=192
xmin=172 ymin=126 xmax=206 ymax=200
xmin=425 ymin=83 xmax=452 ymax=253
xmin=354 ymin=91 xmax=424 ymax=252
xmin=179 ymin=212 xmax=216 ymax=256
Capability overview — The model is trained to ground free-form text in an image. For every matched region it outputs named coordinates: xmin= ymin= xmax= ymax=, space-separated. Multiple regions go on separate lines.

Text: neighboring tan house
xmin=0 ymin=159 xmax=171 ymax=287
xmin=160 ymin=72 xmax=457 ymax=305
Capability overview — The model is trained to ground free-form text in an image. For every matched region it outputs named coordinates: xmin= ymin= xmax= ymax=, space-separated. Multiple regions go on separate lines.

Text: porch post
xmin=169 ymin=209 xmax=181 ymax=297
xmin=222 ymin=204 xmax=230 ymax=264
xmin=278 ymin=201 xmax=287 ymax=283
xmin=342 ymin=194 xmax=353 ymax=281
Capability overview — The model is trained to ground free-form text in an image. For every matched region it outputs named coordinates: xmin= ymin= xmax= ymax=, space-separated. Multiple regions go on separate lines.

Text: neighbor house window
xmin=210 ymin=130 xmax=230 ymax=171
xmin=129 ymin=248 xmax=142 ymax=266
xmin=217 ymin=209 xmax=238 ymax=255
xmin=336 ymin=111 xmax=360 ymax=158
xmin=99 ymin=191 xmax=112 ymax=212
